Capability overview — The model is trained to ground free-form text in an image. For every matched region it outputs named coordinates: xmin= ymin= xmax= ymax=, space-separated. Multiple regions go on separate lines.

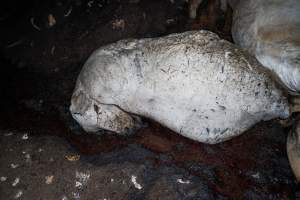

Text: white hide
xmin=70 ymin=30 xmax=290 ymax=144
xmin=231 ymin=0 xmax=300 ymax=94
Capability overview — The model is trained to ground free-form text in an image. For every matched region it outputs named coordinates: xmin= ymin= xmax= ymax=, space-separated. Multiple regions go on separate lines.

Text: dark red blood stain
xmin=132 ymin=120 xmax=292 ymax=198
xmin=2 ymin=98 xmax=294 ymax=199
xmin=1 ymin=105 xmax=288 ymax=198
xmin=67 ymin=134 xmax=127 ymax=154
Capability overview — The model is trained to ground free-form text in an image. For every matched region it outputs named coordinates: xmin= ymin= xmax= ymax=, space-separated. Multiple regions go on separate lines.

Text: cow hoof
xmin=70 ymin=89 xmax=142 ymax=135
xmin=290 ymin=96 xmax=300 ymax=113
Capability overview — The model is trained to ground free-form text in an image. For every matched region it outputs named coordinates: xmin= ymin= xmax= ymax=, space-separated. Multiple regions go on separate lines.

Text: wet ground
xmin=0 ymin=0 xmax=299 ymax=199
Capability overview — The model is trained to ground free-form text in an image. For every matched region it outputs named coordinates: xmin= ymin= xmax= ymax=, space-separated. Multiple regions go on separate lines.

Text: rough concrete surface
xmin=1 ymin=121 xmax=300 ymax=199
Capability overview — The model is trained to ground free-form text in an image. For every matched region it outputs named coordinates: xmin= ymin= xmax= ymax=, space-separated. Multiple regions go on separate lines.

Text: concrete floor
xmin=1 ymin=121 xmax=299 ymax=199
xmin=0 ymin=131 xmax=222 ymax=200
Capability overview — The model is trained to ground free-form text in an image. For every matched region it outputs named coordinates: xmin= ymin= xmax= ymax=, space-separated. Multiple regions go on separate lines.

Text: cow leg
xmin=189 ymin=0 xmax=203 ymax=19
xmin=287 ymin=120 xmax=300 ymax=181
xmin=290 ymin=96 xmax=300 ymax=113
xmin=279 ymin=96 xmax=300 ymax=127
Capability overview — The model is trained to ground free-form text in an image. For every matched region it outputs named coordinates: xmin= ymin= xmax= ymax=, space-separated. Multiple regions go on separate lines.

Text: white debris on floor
xmin=131 ymin=175 xmax=142 ymax=190
xmin=45 ymin=175 xmax=54 ymax=184
xmin=75 ymin=181 xmax=83 ymax=188
xmin=72 ymin=192 xmax=80 ymax=199
xmin=10 ymin=164 xmax=19 ymax=169
xmin=12 ymin=177 xmax=20 ymax=186
xmin=87 ymin=0 xmax=94 ymax=7
xmin=75 ymin=171 xmax=90 ymax=189
xmin=30 ymin=17 xmax=41 ymax=31
xmin=0 ymin=176 xmax=7 ymax=182
xmin=4 ymin=132 xmax=14 ymax=136
xmin=61 ymin=196 xmax=68 ymax=200
xmin=24 ymin=153 xmax=31 ymax=162
xmin=64 ymin=6 xmax=73 ymax=17
xmin=14 ymin=190 xmax=23 ymax=199
xmin=22 ymin=134 xmax=29 ymax=140
xmin=177 ymin=178 xmax=191 ymax=184
xmin=251 ymin=172 xmax=260 ymax=179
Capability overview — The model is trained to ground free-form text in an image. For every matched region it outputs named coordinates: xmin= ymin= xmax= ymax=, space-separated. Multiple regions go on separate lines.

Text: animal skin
xmin=231 ymin=0 xmax=300 ymax=94
xmin=231 ymin=0 xmax=300 ymax=182
xmin=189 ymin=0 xmax=300 ymax=93
xmin=188 ymin=0 xmax=300 ymax=181
xmin=70 ymin=30 xmax=292 ymax=144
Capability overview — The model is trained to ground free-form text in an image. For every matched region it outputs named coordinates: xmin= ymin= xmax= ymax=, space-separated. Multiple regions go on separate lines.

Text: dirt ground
xmin=0 ymin=0 xmax=299 ymax=199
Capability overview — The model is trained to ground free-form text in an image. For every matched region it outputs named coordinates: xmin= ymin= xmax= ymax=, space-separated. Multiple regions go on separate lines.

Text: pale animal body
xmin=70 ymin=31 xmax=290 ymax=144
xmin=189 ymin=0 xmax=300 ymax=93
xmin=231 ymin=0 xmax=300 ymax=94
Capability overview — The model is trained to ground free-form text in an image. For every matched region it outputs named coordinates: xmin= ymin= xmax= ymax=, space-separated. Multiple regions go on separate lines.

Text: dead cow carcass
xmin=70 ymin=30 xmax=298 ymax=144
